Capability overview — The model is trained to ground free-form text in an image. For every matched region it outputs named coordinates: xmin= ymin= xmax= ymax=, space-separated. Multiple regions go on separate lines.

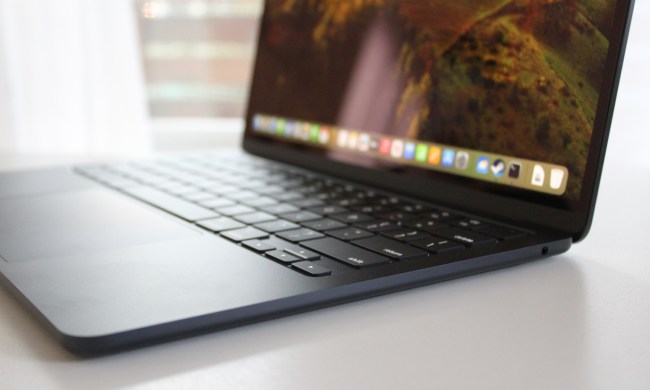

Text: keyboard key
xmin=302 ymin=238 xmax=390 ymax=268
xmin=261 ymin=204 xmax=300 ymax=215
xmin=222 ymin=227 xmax=268 ymax=242
xmin=292 ymin=261 xmax=331 ymax=277
xmin=154 ymin=180 xmax=185 ymax=191
xmin=411 ymin=237 xmax=464 ymax=254
xmin=289 ymin=198 xmax=325 ymax=208
xmin=216 ymin=205 xmax=256 ymax=216
xmin=277 ymin=228 xmax=325 ymax=243
xmin=182 ymin=191 xmax=215 ymax=202
xmin=354 ymin=220 xmax=400 ymax=232
xmin=361 ymin=190 xmax=378 ymax=198
xmin=477 ymin=226 xmax=527 ymax=240
xmin=353 ymin=236 xmax=427 ymax=260
xmin=192 ymin=179 xmax=220 ymax=189
xmin=327 ymin=227 xmax=374 ymax=241
xmin=279 ymin=211 xmax=322 ymax=223
xmin=331 ymin=212 xmax=374 ymax=224
xmin=333 ymin=183 xmax=357 ymax=193
xmin=335 ymin=198 xmax=363 ymax=207
xmin=433 ymin=228 xmax=498 ymax=247
xmin=302 ymin=218 xmax=347 ymax=232
xmin=314 ymin=192 xmax=340 ymax=201
xmin=223 ymin=190 xmax=259 ymax=200
xmin=205 ymin=185 xmax=240 ymax=195
xmin=397 ymin=203 xmax=433 ymax=213
xmin=239 ymin=180 xmax=268 ymax=190
xmin=197 ymin=217 xmax=245 ymax=232
xmin=272 ymin=192 xmax=303 ymax=202
xmin=198 ymin=198 xmax=236 ymax=209
xmin=452 ymin=219 xmax=491 ymax=230
xmin=375 ymin=197 xmax=401 ymax=206
xmin=308 ymin=205 xmax=348 ymax=216
xmin=254 ymin=185 xmax=285 ymax=195
xmin=266 ymin=250 xmax=301 ymax=264
xmin=255 ymin=219 xmax=300 ymax=233
xmin=282 ymin=179 xmax=306 ymax=189
xmin=242 ymin=239 xmax=276 ymax=252
xmin=376 ymin=211 xmax=418 ymax=222
xmin=382 ymin=229 xmax=431 ymax=242
xmin=282 ymin=245 xmax=320 ymax=260
xmin=239 ymin=196 xmax=278 ymax=208
xmin=234 ymin=212 xmax=277 ymax=224
xmin=291 ymin=185 xmax=313 ymax=194
xmin=352 ymin=204 xmax=388 ymax=214
xmin=427 ymin=210 xmax=459 ymax=221
xmin=403 ymin=218 xmax=447 ymax=231
xmin=167 ymin=185 xmax=200 ymax=196
xmin=105 ymin=176 xmax=144 ymax=188
xmin=123 ymin=187 xmax=219 ymax=222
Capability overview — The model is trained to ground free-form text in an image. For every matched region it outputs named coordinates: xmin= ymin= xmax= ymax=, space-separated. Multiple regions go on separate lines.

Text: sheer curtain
xmin=0 ymin=0 xmax=151 ymax=154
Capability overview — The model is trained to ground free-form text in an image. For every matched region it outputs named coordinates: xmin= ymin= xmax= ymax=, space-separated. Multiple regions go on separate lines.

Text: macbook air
xmin=0 ymin=0 xmax=636 ymax=354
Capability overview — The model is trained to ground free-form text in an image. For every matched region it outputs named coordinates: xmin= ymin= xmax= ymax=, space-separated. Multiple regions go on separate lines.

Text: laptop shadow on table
xmin=2 ymin=256 xmax=586 ymax=388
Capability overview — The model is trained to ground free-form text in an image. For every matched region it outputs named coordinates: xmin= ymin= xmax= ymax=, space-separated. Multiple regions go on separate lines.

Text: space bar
xmin=122 ymin=186 xmax=219 ymax=222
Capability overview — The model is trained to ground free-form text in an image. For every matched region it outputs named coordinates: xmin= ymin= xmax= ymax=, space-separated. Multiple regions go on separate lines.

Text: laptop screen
xmin=246 ymin=0 xmax=624 ymax=209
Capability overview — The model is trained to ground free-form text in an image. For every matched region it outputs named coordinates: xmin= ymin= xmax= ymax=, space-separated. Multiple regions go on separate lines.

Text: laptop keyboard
xmin=75 ymin=153 xmax=528 ymax=277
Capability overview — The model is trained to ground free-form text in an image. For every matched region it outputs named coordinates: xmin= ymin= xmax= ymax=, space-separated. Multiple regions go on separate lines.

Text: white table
xmin=2 ymin=4 xmax=650 ymax=390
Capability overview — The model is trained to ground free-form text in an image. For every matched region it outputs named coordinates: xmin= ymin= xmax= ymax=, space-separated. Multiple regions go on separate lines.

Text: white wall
xmin=607 ymin=1 xmax=650 ymax=169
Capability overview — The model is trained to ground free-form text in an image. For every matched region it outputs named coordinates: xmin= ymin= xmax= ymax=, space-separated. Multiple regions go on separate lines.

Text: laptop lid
xmin=243 ymin=0 xmax=635 ymax=241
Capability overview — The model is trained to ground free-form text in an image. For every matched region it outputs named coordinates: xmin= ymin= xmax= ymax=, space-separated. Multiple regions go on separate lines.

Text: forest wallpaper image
xmin=259 ymin=0 xmax=617 ymax=198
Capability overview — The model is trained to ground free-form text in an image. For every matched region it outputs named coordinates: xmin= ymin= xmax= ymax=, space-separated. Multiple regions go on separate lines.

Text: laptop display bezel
xmin=243 ymin=0 xmax=636 ymax=241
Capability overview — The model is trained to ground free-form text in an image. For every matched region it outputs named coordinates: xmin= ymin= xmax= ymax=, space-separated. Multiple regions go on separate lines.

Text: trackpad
xmin=0 ymin=189 xmax=200 ymax=263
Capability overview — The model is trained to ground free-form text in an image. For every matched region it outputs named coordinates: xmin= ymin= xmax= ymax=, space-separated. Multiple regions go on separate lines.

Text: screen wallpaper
xmin=253 ymin=0 xmax=618 ymax=199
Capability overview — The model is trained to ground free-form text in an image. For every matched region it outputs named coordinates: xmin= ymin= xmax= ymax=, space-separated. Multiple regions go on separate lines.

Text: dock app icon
xmin=532 ymin=165 xmax=545 ymax=187
xmin=476 ymin=157 xmax=490 ymax=175
xmin=508 ymin=162 xmax=522 ymax=179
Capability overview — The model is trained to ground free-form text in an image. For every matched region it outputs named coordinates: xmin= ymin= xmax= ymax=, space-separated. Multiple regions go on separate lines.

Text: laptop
xmin=0 ymin=0 xmax=636 ymax=355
